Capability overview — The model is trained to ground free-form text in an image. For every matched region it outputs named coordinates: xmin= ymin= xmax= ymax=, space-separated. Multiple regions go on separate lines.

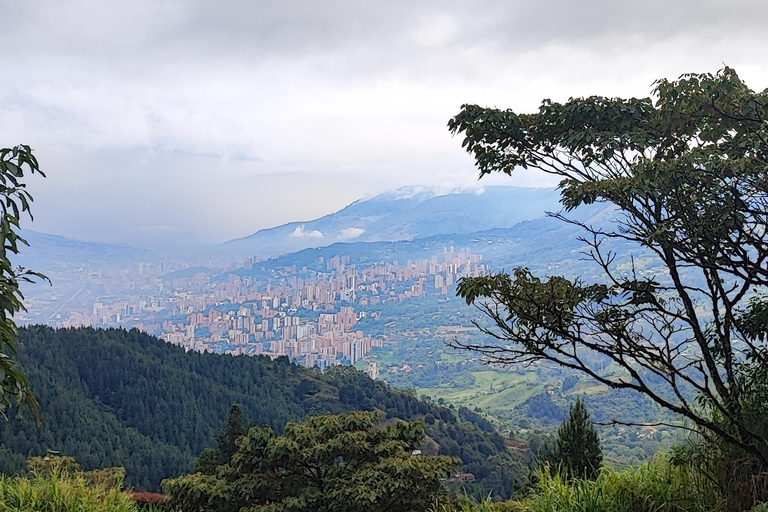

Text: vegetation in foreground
xmin=0 ymin=396 xmax=762 ymax=512
xmin=0 ymin=145 xmax=47 ymax=420
xmin=0 ymin=453 xmax=754 ymax=512
xmin=164 ymin=411 xmax=457 ymax=512
xmin=509 ymin=458 xmax=720 ymax=512
xmin=0 ymin=458 xmax=139 ymax=512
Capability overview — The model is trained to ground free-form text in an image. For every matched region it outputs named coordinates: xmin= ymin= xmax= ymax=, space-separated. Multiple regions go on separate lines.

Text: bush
xmin=431 ymin=455 xmax=724 ymax=512
xmin=0 ymin=470 xmax=139 ymax=512
xmin=510 ymin=456 xmax=721 ymax=512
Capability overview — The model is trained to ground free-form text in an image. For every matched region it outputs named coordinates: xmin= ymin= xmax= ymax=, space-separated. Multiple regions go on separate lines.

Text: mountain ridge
xmin=220 ymin=186 xmax=562 ymax=259
xmin=17 ymin=185 xmax=564 ymax=266
xmin=0 ymin=325 xmax=526 ymax=497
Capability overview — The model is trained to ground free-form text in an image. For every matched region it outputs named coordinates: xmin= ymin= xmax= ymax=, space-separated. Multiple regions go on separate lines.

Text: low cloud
xmin=290 ymin=225 xmax=324 ymax=238
xmin=339 ymin=227 xmax=365 ymax=240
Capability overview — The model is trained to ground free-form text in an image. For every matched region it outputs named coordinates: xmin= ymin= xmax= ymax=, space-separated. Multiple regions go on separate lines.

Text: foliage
xmin=428 ymin=493 xmax=507 ymax=512
xmin=0 ymin=145 xmax=46 ymax=420
xmin=164 ymin=411 xmax=458 ymax=512
xmin=324 ymin=365 xmax=528 ymax=498
xmin=431 ymin=457 xmax=731 ymax=511
xmin=27 ymin=454 xmax=82 ymax=477
xmin=509 ymin=456 xmax=722 ymax=512
xmin=669 ymin=430 xmax=768 ymax=512
xmin=25 ymin=452 xmax=127 ymax=490
xmin=0 ymin=326 xmax=521 ymax=497
xmin=554 ymin=399 xmax=603 ymax=479
xmin=0 ymin=459 xmax=139 ymax=512
xmin=450 ymin=67 xmax=768 ymax=465
xmin=194 ymin=404 xmax=249 ymax=474
xmin=432 ymin=454 xmax=725 ymax=511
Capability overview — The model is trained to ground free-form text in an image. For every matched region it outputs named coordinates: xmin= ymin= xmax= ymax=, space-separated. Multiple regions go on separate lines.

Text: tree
xmin=448 ymin=67 xmax=768 ymax=464
xmin=164 ymin=411 xmax=457 ymax=512
xmin=554 ymin=398 xmax=602 ymax=479
xmin=215 ymin=404 xmax=248 ymax=463
xmin=195 ymin=404 xmax=249 ymax=474
xmin=1 ymin=145 xmax=46 ymax=420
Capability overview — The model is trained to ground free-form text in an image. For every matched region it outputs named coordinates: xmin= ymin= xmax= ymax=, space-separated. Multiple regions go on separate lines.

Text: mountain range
xmin=17 ymin=230 xmax=148 ymax=270
xmin=220 ymin=186 xmax=564 ymax=260
xmin=18 ymin=186 xmax=573 ymax=268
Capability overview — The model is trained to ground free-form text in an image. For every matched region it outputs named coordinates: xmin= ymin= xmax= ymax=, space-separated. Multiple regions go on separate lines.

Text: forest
xmin=0 ymin=325 xmax=526 ymax=497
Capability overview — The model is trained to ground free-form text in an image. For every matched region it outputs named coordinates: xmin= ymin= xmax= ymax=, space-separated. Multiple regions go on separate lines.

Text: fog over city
xmin=2 ymin=0 xmax=767 ymax=246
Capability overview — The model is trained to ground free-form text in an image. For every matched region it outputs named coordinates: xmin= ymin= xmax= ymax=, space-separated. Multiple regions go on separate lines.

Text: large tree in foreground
xmin=164 ymin=411 xmax=457 ymax=512
xmin=0 ymin=145 xmax=46 ymax=420
xmin=448 ymin=68 xmax=768 ymax=464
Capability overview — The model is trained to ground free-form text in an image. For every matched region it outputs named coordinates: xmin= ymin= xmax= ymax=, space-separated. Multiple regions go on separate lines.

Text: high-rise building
xmin=366 ymin=362 xmax=379 ymax=380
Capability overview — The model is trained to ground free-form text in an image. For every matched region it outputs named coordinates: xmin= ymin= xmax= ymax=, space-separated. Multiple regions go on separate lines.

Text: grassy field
xmin=564 ymin=379 xmax=610 ymax=397
xmin=419 ymin=369 xmax=544 ymax=416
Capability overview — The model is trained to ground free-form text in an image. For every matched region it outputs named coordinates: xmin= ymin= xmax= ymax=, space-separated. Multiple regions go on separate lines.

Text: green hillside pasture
xmin=422 ymin=370 xmax=543 ymax=415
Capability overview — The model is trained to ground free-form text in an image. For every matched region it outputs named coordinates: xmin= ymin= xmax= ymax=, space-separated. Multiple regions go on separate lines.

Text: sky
xmin=2 ymin=0 xmax=767 ymax=247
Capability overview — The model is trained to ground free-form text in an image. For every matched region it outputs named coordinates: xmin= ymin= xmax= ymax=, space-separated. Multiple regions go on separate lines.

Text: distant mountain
xmin=17 ymin=230 xmax=148 ymax=270
xmin=229 ymin=200 xmax=620 ymax=278
xmin=14 ymin=186 xmax=566 ymax=267
xmin=221 ymin=186 xmax=562 ymax=259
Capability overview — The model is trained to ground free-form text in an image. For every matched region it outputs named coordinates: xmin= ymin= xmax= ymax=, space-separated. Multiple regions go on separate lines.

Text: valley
xmin=11 ymin=185 xmax=674 ymax=474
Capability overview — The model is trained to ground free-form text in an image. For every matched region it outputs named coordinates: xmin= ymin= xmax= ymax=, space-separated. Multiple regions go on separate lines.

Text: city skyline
xmin=22 ymin=239 xmax=488 ymax=372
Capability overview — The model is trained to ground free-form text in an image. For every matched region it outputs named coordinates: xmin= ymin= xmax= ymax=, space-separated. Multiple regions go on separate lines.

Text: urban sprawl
xmin=41 ymin=247 xmax=486 ymax=374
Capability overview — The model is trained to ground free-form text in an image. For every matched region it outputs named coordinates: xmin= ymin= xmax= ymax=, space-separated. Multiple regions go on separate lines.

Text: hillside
xmin=0 ymin=326 xmax=526 ymax=496
xmin=228 ymin=200 xmax=615 ymax=272
xmin=16 ymin=230 xmax=149 ymax=270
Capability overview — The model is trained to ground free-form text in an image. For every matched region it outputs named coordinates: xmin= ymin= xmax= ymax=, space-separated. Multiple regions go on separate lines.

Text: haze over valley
xmin=14 ymin=183 xmax=668 ymax=471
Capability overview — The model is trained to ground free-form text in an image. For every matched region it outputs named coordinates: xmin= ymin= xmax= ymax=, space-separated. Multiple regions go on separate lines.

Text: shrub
xmin=0 ymin=470 xmax=138 ymax=512
xmin=511 ymin=456 xmax=721 ymax=512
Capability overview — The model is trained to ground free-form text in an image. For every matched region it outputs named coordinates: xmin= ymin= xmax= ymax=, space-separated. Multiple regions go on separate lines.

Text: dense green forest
xmin=0 ymin=326 xmax=525 ymax=496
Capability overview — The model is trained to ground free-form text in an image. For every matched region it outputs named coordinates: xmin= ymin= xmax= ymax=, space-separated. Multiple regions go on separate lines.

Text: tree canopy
xmin=0 ymin=145 xmax=46 ymax=420
xmin=195 ymin=404 xmax=250 ymax=474
xmin=164 ymin=411 xmax=457 ymax=512
xmin=449 ymin=67 xmax=768 ymax=464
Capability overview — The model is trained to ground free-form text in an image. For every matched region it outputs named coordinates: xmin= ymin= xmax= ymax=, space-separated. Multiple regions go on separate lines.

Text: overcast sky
xmin=2 ymin=0 xmax=767 ymax=246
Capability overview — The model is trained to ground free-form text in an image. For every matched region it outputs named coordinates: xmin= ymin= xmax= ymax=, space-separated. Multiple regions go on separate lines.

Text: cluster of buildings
xmin=47 ymin=246 xmax=487 ymax=369
xmin=160 ymin=304 xmax=379 ymax=369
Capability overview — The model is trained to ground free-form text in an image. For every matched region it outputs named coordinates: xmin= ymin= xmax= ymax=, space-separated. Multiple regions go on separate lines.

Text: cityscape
xmin=28 ymin=246 xmax=487 ymax=373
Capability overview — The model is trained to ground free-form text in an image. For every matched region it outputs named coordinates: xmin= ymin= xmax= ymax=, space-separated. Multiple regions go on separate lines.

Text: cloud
xmin=290 ymin=225 xmax=324 ymax=239
xmin=2 ymin=1 xmax=768 ymax=246
xmin=339 ymin=227 xmax=365 ymax=240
